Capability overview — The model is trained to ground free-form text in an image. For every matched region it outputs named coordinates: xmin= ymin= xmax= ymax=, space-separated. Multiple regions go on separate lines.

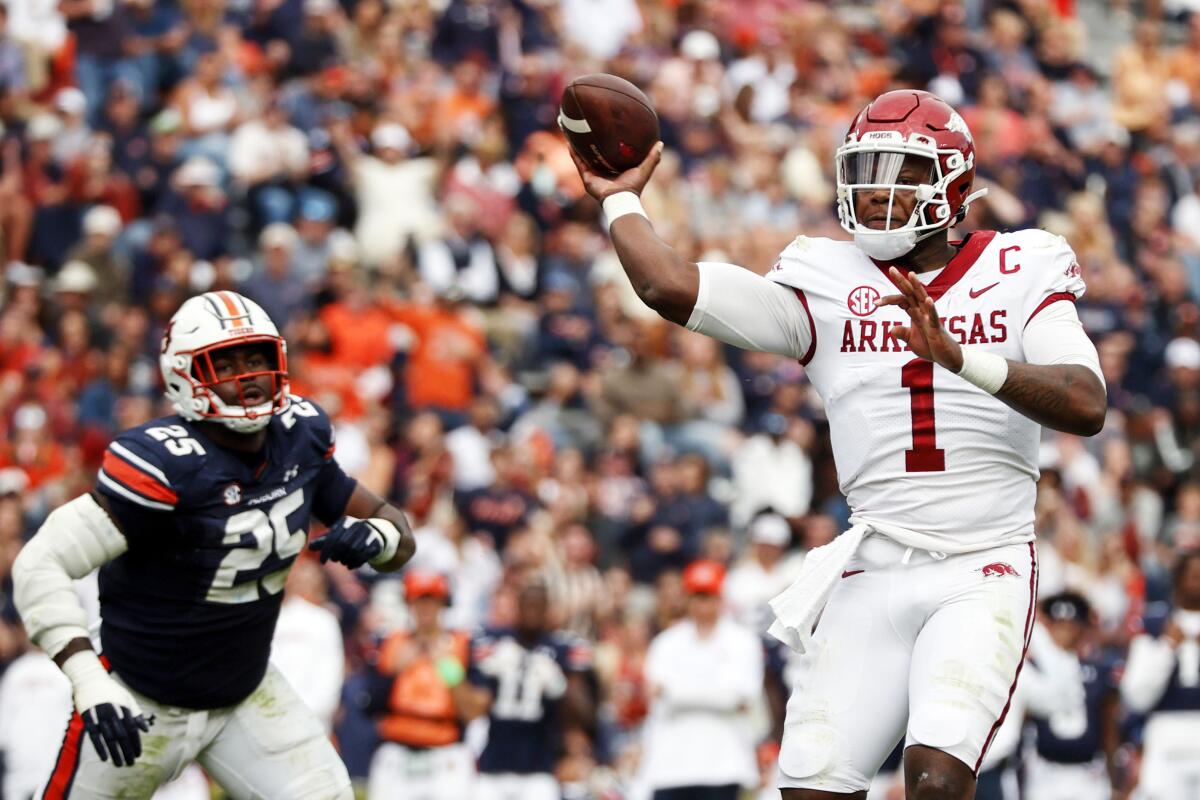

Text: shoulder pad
xmin=278 ymin=395 xmax=336 ymax=459
xmin=98 ymin=421 xmax=208 ymax=510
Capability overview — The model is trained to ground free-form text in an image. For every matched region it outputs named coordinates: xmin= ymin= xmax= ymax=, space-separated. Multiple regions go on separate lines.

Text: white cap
xmin=1166 ymin=337 xmax=1200 ymax=370
xmin=750 ymin=513 xmax=791 ymax=547
xmin=259 ymin=222 xmax=298 ymax=251
xmin=13 ymin=403 xmax=46 ymax=431
xmin=680 ymin=30 xmax=720 ymax=61
xmin=0 ymin=466 xmax=29 ymax=495
xmin=6 ymin=261 xmax=43 ymax=287
xmin=327 ymin=229 xmax=358 ymax=264
xmin=54 ymin=260 xmax=98 ymax=293
xmin=371 ymin=122 xmax=411 ymax=153
xmin=55 ymin=87 xmax=87 ymax=116
xmin=26 ymin=112 xmax=61 ymax=142
xmin=83 ymin=204 xmax=122 ymax=237
xmin=176 ymin=156 xmax=221 ymax=187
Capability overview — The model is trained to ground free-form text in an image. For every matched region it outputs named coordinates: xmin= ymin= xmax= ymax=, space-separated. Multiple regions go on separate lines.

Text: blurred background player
xmin=11 ymin=292 xmax=415 ymax=799
xmin=1122 ymin=551 xmax=1200 ymax=800
xmin=366 ymin=570 xmax=475 ymax=800
xmin=640 ymin=559 xmax=764 ymax=800
xmin=467 ymin=579 xmax=594 ymax=800
xmin=1023 ymin=591 xmax=1121 ymax=800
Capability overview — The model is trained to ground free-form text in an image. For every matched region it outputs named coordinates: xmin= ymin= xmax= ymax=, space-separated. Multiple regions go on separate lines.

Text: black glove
xmin=81 ymin=703 xmax=153 ymax=768
xmin=309 ymin=517 xmax=387 ymax=569
xmin=63 ymin=651 xmax=153 ymax=768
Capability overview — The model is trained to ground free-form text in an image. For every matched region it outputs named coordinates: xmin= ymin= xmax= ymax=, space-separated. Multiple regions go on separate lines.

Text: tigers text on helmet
xmin=835 ymin=90 xmax=987 ymax=261
xmin=159 ymin=292 xmax=289 ymax=434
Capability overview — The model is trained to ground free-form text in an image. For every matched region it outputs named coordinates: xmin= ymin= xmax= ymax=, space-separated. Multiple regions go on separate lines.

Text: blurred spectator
xmin=66 ymin=204 xmax=126 ymax=307
xmin=335 ymin=120 xmax=440 ymax=269
xmin=0 ymin=634 xmax=72 ymax=800
xmin=157 ymin=156 xmax=230 ymax=261
xmin=242 ymin=223 xmax=309 ymax=329
xmin=1112 ymin=22 xmax=1171 ymax=139
xmin=367 ymin=571 xmax=476 ymax=800
xmin=60 ymin=0 xmax=140 ymax=125
xmin=391 ymin=287 xmax=487 ymax=418
xmin=724 ymin=512 xmax=803 ymax=633
xmin=640 ymin=560 xmax=762 ymax=800
xmin=445 ymin=395 xmax=501 ymax=492
xmin=228 ymin=99 xmax=310 ymax=233
xmin=270 ymin=558 xmax=344 ymax=732
xmin=418 ymin=193 xmax=500 ymax=305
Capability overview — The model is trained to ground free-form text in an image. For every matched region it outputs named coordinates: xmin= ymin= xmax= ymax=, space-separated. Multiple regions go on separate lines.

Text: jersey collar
xmin=872 ymin=230 xmax=997 ymax=301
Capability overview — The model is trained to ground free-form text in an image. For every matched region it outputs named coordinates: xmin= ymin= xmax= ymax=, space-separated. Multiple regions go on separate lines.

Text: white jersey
xmin=695 ymin=229 xmax=1085 ymax=552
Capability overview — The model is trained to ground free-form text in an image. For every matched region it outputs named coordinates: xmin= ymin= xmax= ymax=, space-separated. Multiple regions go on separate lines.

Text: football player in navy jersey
xmin=466 ymin=580 xmax=594 ymax=800
xmin=12 ymin=291 xmax=415 ymax=799
xmin=1023 ymin=592 xmax=1121 ymax=800
xmin=1121 ymin=551 xmax=1200 ymax=800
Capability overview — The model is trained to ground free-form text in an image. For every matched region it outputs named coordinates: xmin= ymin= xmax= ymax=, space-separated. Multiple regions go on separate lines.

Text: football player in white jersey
xmin=565 ymin=90 xmax=1106 ymax=800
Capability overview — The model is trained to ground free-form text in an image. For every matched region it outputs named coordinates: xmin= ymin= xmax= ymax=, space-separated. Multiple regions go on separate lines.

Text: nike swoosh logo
xmin=841 ymin=569 xmax=865 ymax=579
xmin=969 ymin=282 xmax=999 ymax=299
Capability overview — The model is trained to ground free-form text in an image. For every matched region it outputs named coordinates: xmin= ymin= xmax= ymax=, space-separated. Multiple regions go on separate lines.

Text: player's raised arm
xmin=571 ymin=147 xmax=813 ymax=361
xmin=881 ymin=267 xmax=1107 ymax=437
xmin=571 ymin=144 xmax=696 ymax=324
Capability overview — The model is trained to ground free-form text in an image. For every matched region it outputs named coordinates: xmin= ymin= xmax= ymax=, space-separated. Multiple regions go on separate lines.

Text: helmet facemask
xmin=172 ymin=337 xmax=290 ymax=434
xmin=836 ymin=138 xmax=972 ymax=261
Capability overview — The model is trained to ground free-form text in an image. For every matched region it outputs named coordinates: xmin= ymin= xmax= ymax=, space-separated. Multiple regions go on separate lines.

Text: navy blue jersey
xmin=95 ymin=396 xmax=356 ymax=709
xmin=468 ymin=628 xmax=591 ymax=775
xmin=1033 ymin=651 xmax=1121 ymax=763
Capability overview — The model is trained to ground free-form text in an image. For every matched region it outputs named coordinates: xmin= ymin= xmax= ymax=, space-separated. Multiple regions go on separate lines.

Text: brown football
xmin=559 ymin=73 xmax=659 ymax=176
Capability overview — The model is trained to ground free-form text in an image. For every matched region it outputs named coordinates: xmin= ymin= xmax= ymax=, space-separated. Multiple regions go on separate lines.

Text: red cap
xmin=682 ymin=559 xmax=726 ymax=595
xmin=404 ymin=571 xmax=449 ymax=600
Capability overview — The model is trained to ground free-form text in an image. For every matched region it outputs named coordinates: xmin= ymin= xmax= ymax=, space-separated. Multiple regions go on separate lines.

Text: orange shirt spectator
xmin=318 ymin=297 xmax=398 ymax=371
xmin=390 ymin=298 xmax=486 ymax=413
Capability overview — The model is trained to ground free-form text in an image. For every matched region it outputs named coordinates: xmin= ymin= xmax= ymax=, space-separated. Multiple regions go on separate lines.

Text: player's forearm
xmin=609 ymin=215 xmax=698 ymax=326
xmin=994 ymin=362 xmax=1106 ymax=436
xmin=13 ymin=495 xmax=127 ymax=658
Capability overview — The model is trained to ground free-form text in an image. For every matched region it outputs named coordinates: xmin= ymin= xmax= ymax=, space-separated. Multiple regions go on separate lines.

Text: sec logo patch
xmin=847 ymin=285 xmax=880 ymax=317
xmin=223 ymin=483 xmax=242 ymax=506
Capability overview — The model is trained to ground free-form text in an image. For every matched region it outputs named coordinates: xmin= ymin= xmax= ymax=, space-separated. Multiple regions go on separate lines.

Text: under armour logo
xmin=283 ymin=465 xmax=299 ymax=482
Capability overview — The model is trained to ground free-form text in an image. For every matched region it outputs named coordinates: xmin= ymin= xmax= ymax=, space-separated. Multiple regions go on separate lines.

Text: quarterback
xmin=13 ymin=292 xmax=416 ymax=799
xmin=570 ymin=90 xmax=1105 ymax=799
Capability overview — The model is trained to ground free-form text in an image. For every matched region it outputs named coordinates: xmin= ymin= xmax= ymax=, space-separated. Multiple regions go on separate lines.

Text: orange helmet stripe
xmin=215 ymin=291 xmax=246 ymax=327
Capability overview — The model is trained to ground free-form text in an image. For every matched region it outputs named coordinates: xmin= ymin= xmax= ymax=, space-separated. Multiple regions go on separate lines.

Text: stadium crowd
xmin=0 ymin=0 xmax=1198 ymax=797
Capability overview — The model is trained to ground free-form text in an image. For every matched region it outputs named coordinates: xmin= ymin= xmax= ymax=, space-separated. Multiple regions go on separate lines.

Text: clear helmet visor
xmin=840 ymin=151 xmax=936 ymax=232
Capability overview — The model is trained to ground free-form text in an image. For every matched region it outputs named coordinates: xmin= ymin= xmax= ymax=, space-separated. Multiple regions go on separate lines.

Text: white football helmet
xmin=159 ymin=292 xmax=290 ymax=434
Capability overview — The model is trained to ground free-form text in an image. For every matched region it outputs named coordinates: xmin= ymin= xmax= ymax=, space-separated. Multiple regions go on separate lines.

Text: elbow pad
xmin=13 ymin=494 xmax=128 ymax=658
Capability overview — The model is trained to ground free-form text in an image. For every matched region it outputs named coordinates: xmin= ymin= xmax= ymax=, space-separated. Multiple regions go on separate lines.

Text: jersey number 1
xmin=901 ymin=359 xmax=945 ymax=472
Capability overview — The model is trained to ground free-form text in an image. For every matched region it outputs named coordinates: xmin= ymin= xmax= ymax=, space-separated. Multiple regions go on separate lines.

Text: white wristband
xmin=366 ymin=518 xmax=402 ymax=566
xmin=602 ymin=191 xmax=647 ymax=230
xmin=957 ymin=348 xmax=1009 ymax=395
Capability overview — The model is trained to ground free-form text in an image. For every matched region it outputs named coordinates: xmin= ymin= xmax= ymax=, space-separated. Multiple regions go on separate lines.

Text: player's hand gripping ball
xmin=558 ymin=73 xmax=659 ymax=176
xmin=309 ymin=517 xmax=388 ymax=569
